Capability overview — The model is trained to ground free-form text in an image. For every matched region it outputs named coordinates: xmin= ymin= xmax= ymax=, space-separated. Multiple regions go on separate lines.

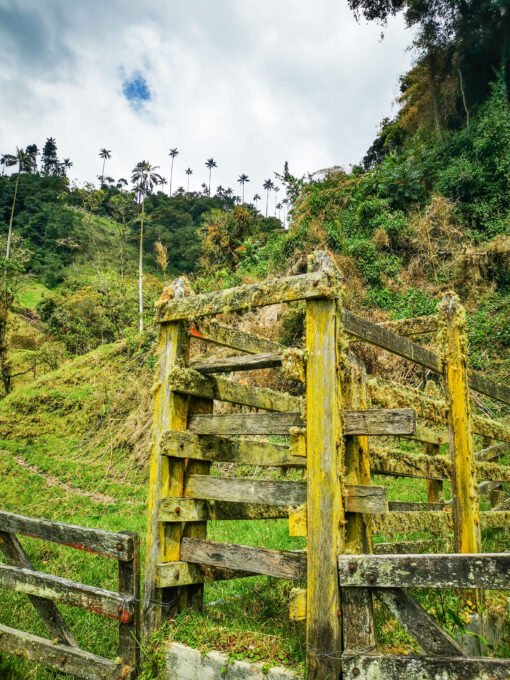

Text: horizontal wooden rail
xmin=0 ymin=624 xmax=124 ymax=680
xmin=388 ymin=501 xmax=449 ymax=512
xmin=344 ymin=309 xmax=510 ymax=406
xmin=168 ymin=367 xmax=302 ymax=412
xmin=0 ymin=564 xmax=134 ymax=621
xmin=476 ymin=442 xmax=509 ymax=462
xmin=190 ymin=319 xmax=283 ymax=354
xmin=155 ymin=561 xmax=252 ymax=588
xmin=0 ymin=511 xmax=134 ymax=561
xmin=180 ymin=538 xmax=307 ymax=579
xmin=187 ymin=409 xmax=416 ymax=436
xmin=377 ymin=315 xmax=439 ymax=337
xmin=157 ymin=271 xmax=337 ymax=321
xmin=191 ymin=352 xmax=283 ymax=374
xmin=161 ymin=498 xmax=288 ymax=522
xmin=181 ymin=475 xmax=387 ymax=515
xmin=373 ymin=511 xmax=453 ymax=537
xmin=342 ymin=654 xmax=510 ymax=680
xmin=338 ymin=553 xmax=510 ymax=589
xmin=162 ymin=431 xmax=304 ymax=467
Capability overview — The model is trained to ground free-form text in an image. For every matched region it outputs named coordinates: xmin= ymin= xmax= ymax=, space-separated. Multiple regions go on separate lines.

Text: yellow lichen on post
xmin=305 ymin=251 xmax=343 ymax=680
xmin=438 ymin=294 xmax=481 ymax=554
xmin=289 ymin=506 xmax=307 ymax=537
xmin=289 ymin=588 xmax=307 ymax=621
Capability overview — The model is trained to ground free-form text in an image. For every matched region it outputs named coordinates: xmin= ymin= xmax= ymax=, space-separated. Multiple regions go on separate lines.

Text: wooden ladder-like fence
xmin=0 ymin=511 xmax=140 ymax=679
xmin=144 ymin=250 xmax=510 ymax=679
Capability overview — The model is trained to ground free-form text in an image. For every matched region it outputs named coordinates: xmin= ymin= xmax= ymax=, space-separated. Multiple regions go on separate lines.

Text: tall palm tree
xmin=185 ymin=167 xmax=193 ymax=192
xmin=131 ymin=160 xmax=164 ymax=333
xmin=61 ymin=158 xmax=73 ymax=176
xmin=263 ymin=179 xmax=274 ymax=217
xmin=5 ymin=148 xmax=28 ymax=259
xmin=276 ymin=202 xmax=283 ymax=220
xmin=253 ymin=193 xmax=261 ymax=210
xmin=273 ymin=185 xmax=280 ymax=215
xmin=168 ymin=148 xmax=179 ymax=196
xmin=205 ymin=158 xmax=217 ymax=196
xmin=237 ymin=174 xmax=250 ymax=203
xmin=99 ymin=148 xmax=111 ymax=185
xmin=282 ymin=197 xmax=289 ymax=226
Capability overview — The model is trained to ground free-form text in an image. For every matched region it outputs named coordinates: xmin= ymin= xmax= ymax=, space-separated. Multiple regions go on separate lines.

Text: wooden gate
xmin=0 ymin=511 xmax=140 ymax=679
xmin=145 ymin=250 xmax=510 ymax=679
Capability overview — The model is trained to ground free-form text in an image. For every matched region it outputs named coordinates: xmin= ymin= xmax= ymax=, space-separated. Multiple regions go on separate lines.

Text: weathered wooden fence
xmin=0 ymin=511 xmax=140 ymax=679
xmin=144 ymin=250 xmax=510 ymax=679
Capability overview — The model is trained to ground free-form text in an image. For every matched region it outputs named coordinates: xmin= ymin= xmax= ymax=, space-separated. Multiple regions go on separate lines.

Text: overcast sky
xmin=0 ymin=0 xmax=414 ymax=196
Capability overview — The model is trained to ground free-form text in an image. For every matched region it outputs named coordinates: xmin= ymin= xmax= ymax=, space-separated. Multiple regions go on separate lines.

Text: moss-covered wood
xmin=191 ymin=319 xmax=283 ymax=354
xmin=155 ymin=561 xmax=252 ymax=588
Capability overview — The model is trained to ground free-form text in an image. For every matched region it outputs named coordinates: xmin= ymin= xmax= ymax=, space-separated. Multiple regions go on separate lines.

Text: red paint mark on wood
xmin=190 ymin=327 xmax=204 ymax=339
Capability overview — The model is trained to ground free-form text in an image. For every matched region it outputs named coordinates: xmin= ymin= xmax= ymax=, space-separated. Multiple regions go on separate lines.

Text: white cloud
xmin=0 ymin=0 xmax=414 ymax=195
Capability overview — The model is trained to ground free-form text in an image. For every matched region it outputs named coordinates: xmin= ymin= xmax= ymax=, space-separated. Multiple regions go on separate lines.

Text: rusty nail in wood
xmin=175 ymin=506 xmax=181 ymax=515
xmin=313 ymin=279 xmax=319 ymax=287
xmin=116 ymin=543 xmax=124 ymax=551
xmin=351 ymin=668 xmax=360 ymax=677
xmin=174 ymin=570 xmax=180 ymax=580
xmin=366 ymin=572 xmax=377 ymax=584
xmin=60 ymin=656 xmax=67 ymax=665
xmin=348 ymin=562 xmax=357 ymax=573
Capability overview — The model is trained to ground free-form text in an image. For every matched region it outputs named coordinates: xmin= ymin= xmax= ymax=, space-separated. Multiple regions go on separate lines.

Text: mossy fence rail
xmin=144 ymin=250 xmax=510 ymax=679
xmin=0 ymin=511 xmax=140 ymax=679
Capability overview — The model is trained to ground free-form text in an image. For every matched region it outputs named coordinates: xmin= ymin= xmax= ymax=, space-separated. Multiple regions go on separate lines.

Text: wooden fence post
xmin=343 ymin=355 xmax=375 ymax=655
xmin=118 ymin=531 xmax=140 ymax=676
xmin=438 ymin=294 xmax=481 ymax=554
xmin=144 ymin=279 xmax=191 ymax=635
xmin=305 ymin=252 xmax=343 ymax=680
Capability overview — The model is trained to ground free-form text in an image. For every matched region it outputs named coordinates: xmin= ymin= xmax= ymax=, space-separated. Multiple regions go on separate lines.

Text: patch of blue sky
xmin=122 ymin=74 xmax=151 ymax=110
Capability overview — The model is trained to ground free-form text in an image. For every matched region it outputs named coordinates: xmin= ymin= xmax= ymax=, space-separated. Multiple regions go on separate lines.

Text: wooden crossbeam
xmin=190 ymin=319 xmax=283 ymax=354
xmin=0 ymin=511 xmax=134 ymax=561
xmin=0 ymin=564 xmax=135 ymax=621
xmin=476 ymin=442 xmax=509 ymax=462
xmin=338 ymin=553 xmax=510 ymax=589
xmin=374 ymin=588 xmax=465 ymax=656
xmin=191 ymin=352 xmax=282 ymax=374
xmin=0 ymin=624 xmax=124 ymax=680
xmin=157 ymin=271 xmax=337 ymax=321
xmin=187 ymin=409 xmax=416 ymax=436
xmin=162 ymin=431 xmax=305 ymax=467
xmin=168 ymin=367 xmax=302 ymax=412
xmin=180 ymin=538 xmax=306 ymax=579
xmin=179 ymin=476 xmax=387 ymax=515
xmin=342 ymin=654 xmax=510 ymax=680
xmin=0 ymin=532 xmax=76 ymax=647
xmin=156 ymin=561 xmax=252 ymax=588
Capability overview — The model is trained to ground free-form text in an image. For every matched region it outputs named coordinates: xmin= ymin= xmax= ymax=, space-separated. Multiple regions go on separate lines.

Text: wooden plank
xmin=367 ymin=376 xmax=447 ymax=427
xmin=372 ymin=511 xmax=453 ymax=537
xmin=157 ymin=270 xmax=337 ymax=321
xmin=472 ymin=413 xmax=510 ymax=443
xmin=378 ymin=315 xmax=438 ymax=336
xmin=342 ymin=309 xmax=442 ymax=372
xmin=0 ymin=511 xmax=134 ymax=561
xmin=161 ymin=498 xmax=288 ymax=522
xmin=144 ymin=299 xmax=191 ymax=632
xmin=480 ymin=510 xmax=510 ymax=529
xmin=374 ymin=540 xmax=438 ymax=554
xmin=338 ymin=553 xmax=510 ymax=589
xmin=476 ymin=442 xmax=509 ymax=462
xmin=156 ymin=561 xmax=253 ymax=588
xmin=388 ymin=501 xmax=449 ymax=512
xmin=305 ymin=255 xmax=343 ymax=680
xmin=0 ymin=564 xmax=134 ymax=621
xmin=426 ymin=443 xmax=444 ymax=504
xmin=191 ymin=319 xmax=283 ymax=354
xmin=182 ymin=477 xmax=386 ymax=515
xmin=469 ymin=370 xmax=510 ymax=407
xmin=191 ymin=352 xmax=283 ymax=374
xmin=0 ymin=624 xmax=123 ymax=680
xmin=409 ymin=424 xmax=449 ymax=445
xmin=374 ymin=588 xmax=465 ymax=656
xmin=180 ymin=538 xmax=306 ymax=580
xmin=0 ymin=532 xmax=76 ymax=647
xmin=477 ymin=460 xmax=510 ymax=482
xmin=370 ymin=446 xmax=450 ymax=480
xmin=118 ymin=532 xmax=140 ymax=675
xmin=342 ymin=654 xmax=510 ymax=680
xmin=439 ymin=294 xmax=481 ymax=554
xmin=187 ymin=409 xmax=416 ymax=436
xmin=161 ymin=431 xmax=305 ymax=467
xmin=168 ymin=367 xmax=302 ymax=412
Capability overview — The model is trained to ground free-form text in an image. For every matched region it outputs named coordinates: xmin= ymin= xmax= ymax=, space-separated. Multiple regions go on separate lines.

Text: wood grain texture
xmin=190 ymin=319 xmax=283 ymax=354
xmin=187 ymin=409 xmax=416 ymax=436
xmin=374 ymin=588 xmax=465 ymax=656
xmin=180 ymin=538 xmax=306 ymax=579
xmin=0 ymin=624 xmax=124 ymax=680
xmin=191 ymin=352 xmax=283 ymax=373
xmin=338 ymin=553 xmax=510 ymax=589
xmin=117 ymin=531 xmax=140 ymax=675
xmin=0 ymin=511 xmax=134 ymax=561
xmin=157 ymin=270 xmax=337 ymax=321
xmin=342 ymin=654 xmax=510 ymax=680
xmin=0 ymin=532 xmax=76 ymax=647
xmin=168 ymin=367 xmax=302 ymax=412
xmin=0 ymin=564 xmax=135 ymax=621
xmin=155 ymin=560 xmax=253 ymax=588
xmin=161 ymin=498 xmax=288 ymax=522
xmin=161 ymin=431 xmax=304 ymax=467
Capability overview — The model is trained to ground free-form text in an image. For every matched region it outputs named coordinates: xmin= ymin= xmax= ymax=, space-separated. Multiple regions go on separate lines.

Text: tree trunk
xmin=138 ymin=200 xmax=145 ymax=334
xmin=169 ymin=158 xmax=174 ymax=197
xmin=101 ymin=158 xmax=106 ymax=184
xmin=6 ymin=172 xmax=20 ymax=260
xmin=266 ymin=191 xmax=269 ymax=217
